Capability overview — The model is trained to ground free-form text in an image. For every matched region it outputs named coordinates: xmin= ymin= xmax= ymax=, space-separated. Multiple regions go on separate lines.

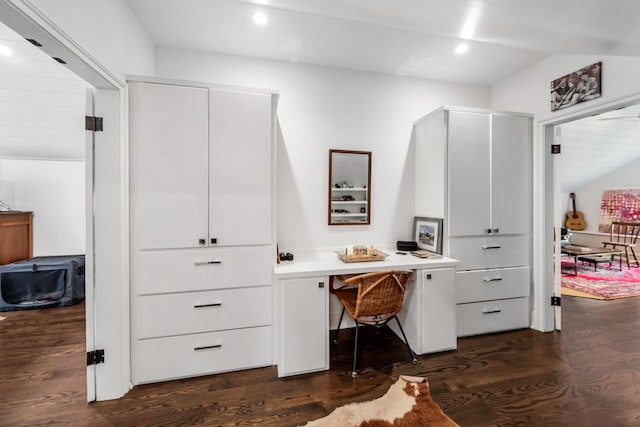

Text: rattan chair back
xmin=342 ymin=270 xmax=413 ymax=323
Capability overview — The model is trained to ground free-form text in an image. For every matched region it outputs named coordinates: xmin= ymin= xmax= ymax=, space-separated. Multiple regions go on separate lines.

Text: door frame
xmin=0 ymin=0 xmax=130 ymax=400
xmin=536 ymin=92 xmax=640 ymax=332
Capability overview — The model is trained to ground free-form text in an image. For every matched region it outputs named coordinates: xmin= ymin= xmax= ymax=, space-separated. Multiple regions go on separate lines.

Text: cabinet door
xmin=129 ymin=82 xmax=209 ymax=250
xmin=279 ymin=277 xmax=328 ymax=376
xmin=448 ymin=111 xmax=491 ymax=237
xmin=421 ymin=268 xmax=457 ymax=353
xmin=491 ymin=114 xmax=531 ymax=235
xmin=209 ymin=90 xmax=272 ymax=246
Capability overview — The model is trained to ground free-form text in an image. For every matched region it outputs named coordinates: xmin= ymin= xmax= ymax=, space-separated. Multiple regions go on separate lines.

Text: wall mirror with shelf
xmin=328 ymin=149 xmax=371 ymax=225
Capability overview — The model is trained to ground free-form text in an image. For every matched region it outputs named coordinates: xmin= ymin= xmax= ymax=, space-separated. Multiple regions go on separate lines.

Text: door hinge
xmin=87 ymin=349 xmax=105 ymax=366
xmin=551 ymin=144 xmax=561 ymax=154
xmin=85 ymin=116 xmax=104 ymax=132
xmin=551 ymin=296 xmax=561 ymax=306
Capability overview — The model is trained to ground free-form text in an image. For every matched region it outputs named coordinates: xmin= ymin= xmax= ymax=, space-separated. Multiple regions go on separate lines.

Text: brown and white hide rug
xmin=302 ymin=375 xmax=458 ymax=427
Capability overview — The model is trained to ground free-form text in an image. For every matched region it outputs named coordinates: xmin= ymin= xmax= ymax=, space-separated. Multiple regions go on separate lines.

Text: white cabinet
xmin=414 ymin=107 xmax=532 ymax=337
xmin=396 ymin=268 xmax=456 ymax=354
xmin=277 ymin=276 xmax=329 ymax=377
xmin=448 ymin=111 xmax=530 ymax=237
xmin=129 ymin=79 xmax=277 ymax=384
xmin=129 ymin=81 xmax=273 ymax=251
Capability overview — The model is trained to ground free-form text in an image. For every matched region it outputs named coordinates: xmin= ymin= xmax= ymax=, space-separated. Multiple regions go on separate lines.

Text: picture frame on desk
xmin=413 ymin=216 xmax=443 ymax=254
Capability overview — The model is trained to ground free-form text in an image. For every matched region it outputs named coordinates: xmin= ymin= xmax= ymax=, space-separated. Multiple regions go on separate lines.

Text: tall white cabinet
xmin=414 ymin=107 xmax=532 ymax=338
xmin=128 ymin=79 xmax=277 ymax=384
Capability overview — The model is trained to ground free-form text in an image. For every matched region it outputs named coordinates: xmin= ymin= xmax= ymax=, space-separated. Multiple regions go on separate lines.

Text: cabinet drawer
xmin=132 ymin=246 xmax=273 ymax=294
xmin=132 ymin=326 xmax=272 ymax=384
xmin=456 ymin=267 xmax=529 ymax=304
xmin=133 ymin=286 xmax=272 ymax=339
xmin=449 ymin=236 xmax=529 ymax=270
xmin=457 ymin=297 xmax=529 ymax=337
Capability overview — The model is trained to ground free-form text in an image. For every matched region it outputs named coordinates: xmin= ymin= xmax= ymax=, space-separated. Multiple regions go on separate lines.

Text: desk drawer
xmin=132 ymin=246 xmax=273 ymax=294
xmin=133 ymin=286 xmax=272 ymax=339
xmin=456 ymin=267 xmax=529 ymax=304
xmin=457 ymin=297 xmax=529 ymax=337
xmin=449 ymin=236 xmax=529 ymax=270
xmin=132 ymin=326 xmax=272 ymax=384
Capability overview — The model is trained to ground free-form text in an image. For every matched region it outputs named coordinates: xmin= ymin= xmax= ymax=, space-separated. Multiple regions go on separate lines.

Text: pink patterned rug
xmin=561 ymin=261 xmax=640 ymax=300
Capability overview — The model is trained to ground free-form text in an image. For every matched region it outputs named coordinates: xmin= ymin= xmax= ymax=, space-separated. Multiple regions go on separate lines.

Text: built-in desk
xmin=273 ymin=251 xmax=459 ymax=377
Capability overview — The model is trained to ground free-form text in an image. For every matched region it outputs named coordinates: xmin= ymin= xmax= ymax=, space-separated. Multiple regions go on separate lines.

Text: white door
xmin=448 ymin=111 xmax=491 ymax=237
xmin=209 ymin=90 xmax=272 ymax=246
xmin=553 ymin=127 xmax=563 ymax=330
xmin=85 ymin=88 xmax=96 ymax=402
xmin=129 ymin=82 xmax=209 ymax=250
xmin=491 ymin=114 xmax=531 ymax=235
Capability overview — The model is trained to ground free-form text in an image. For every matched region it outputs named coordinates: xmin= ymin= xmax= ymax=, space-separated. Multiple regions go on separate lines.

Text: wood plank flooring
xmin=2 ymin=295 xmax=640 ymax=426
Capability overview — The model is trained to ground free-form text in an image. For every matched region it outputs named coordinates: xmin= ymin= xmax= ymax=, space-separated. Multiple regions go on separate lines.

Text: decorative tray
xmin=336 ymin=249 xmax=388 ymax=263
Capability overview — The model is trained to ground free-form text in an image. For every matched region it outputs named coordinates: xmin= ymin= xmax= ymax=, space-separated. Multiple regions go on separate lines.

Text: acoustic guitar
xmin=565 ymin=192 xmax=586 ymax=230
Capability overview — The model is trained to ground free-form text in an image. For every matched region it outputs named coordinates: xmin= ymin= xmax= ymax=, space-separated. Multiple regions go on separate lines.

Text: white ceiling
xmin=2 ymin=1 xmax=640 ymax=189
xmin=127 ymin=0 xmax=640 ymax=85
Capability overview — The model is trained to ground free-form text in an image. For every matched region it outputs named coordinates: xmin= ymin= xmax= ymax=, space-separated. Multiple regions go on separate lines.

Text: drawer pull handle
xmin=482 ymin=309 xmax=502 ymax=314
xmin=483 ymin=277 xmax=503 ymax=283
xmin=194 ymin=303 xmax=222 ymax=308
xmin=482 ymin=245 xmax=501 ymax=250
xmin=193 ymin=260 xmax=222 ymax=265
xmin=194 ymin=344 xmax=222 ymax=351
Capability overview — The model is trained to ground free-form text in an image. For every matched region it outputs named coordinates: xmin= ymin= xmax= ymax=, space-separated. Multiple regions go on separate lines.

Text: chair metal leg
xmin=333 ymin=307 xmax=346 ymax=344
xmin=393 ymin=315 xmax=417 ymax=364
xmin=351 ymin=321 xmax=359 ymax=378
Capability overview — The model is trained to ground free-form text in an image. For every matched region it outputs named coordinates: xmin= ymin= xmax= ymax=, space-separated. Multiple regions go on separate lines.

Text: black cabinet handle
xmin=194 ymin=344 xmax=222 ymax=351
xmin=483 ymin=277 xmax=503 ymax=283
xmin=193 ymin=260 xmax=222 ymax=265
xmin=482 ymin=309 xmax=502 ymax=314
xmin=482 ymin=245 xmax=501 ymax=250
xmin=318 ymin=282 xmax=324 ymax=288
xmin=193 ymin=303 xmax=222 ymax=308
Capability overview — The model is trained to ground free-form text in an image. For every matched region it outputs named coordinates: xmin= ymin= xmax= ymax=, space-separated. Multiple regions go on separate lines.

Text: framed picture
xmin=413 ymin=216 xmax=443 ymax=254
xmin=550 ymin=61 xmax=601 ymax=112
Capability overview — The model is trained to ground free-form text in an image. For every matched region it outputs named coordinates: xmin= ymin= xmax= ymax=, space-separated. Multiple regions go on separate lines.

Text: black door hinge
xmin=551 ymin=144 xmax=561 ymax=154
xmin=85 ymin=116 xmax=104 ymax=132
xmin=87 ymin=349 xmax=105 ymax=366
xmin=551 ymin=296 xmax=561 ymax=306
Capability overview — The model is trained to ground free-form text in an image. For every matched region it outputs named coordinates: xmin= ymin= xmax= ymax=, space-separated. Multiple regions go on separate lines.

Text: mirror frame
xmin=328 ymin=149 xmax=372 ymax=225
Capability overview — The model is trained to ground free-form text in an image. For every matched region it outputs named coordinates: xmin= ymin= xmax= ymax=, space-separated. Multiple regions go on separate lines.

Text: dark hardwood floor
xmin=2 ymin=296 xmax=640 ymax=426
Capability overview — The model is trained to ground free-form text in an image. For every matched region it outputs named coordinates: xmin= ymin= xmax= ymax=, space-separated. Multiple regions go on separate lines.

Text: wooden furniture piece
xmin=274 ymin=252 xmax=458 ymax=377
xmin=0 ymin=211 xmax=33 ymax=265
xmin=332 ymin=270 xmax=415 ymax=377
xmin=414 ymin=107 xmax=532 ymax=338
xmin=602 ymin=222 xmax=640 ymax=269
xmin=561 ymin=245 xmax=623 ymax=275
xmin=128 ymin=78 xmax=277 ymax=385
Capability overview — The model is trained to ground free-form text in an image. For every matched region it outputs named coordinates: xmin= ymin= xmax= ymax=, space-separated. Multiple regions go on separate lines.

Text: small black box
xmin=396 ymin=241 xmax=418 ymax=251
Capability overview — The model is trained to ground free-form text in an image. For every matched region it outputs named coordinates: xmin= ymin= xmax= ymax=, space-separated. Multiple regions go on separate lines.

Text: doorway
xmin=0 ymin=1 xmax=129 ymax=401
xmin=541 ymin=98 xmax=640 ymax=331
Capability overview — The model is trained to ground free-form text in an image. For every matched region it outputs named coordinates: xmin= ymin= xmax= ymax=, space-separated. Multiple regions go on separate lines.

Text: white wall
xmin=0 ymin=158 xmax=85 ymax=255
xmin=155 ymin=47 xmax=491 ymax=253
xmin=29 ymin=0 xmax=155 ymax=81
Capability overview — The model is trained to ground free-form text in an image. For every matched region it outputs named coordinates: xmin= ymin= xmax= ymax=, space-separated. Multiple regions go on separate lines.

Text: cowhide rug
xmin=302 ymin=375 xmax=458 ymax=427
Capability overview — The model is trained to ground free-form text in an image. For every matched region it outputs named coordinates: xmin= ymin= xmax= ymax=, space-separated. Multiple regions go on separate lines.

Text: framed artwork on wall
xmin=413 ymin=216 xmax=443 ymax=254
xmin=550 ymin=61 xmax=601 ymax=112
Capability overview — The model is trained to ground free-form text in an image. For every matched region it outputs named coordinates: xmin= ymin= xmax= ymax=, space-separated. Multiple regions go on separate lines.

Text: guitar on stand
xmin=565 ymin=192 xmax=586 ymax=230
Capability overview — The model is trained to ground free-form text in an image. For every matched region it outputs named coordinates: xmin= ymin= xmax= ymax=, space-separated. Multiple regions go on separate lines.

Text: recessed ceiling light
xmin=455 ymin=43 xmax=469 ymax=54
xmin=0 ymin=45 xmax=13 ymax=57
xmin=253 ymin=12 xmax=268 ymax=25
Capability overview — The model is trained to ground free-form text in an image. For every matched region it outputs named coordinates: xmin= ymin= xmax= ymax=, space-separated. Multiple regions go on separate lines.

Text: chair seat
xmin=334 ymin=288 xmax=358 ymax=317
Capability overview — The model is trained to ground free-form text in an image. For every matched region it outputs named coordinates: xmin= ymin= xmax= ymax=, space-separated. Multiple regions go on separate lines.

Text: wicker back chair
xmin=332 ymin=270 xmax=415 ymax=377
xmin=602 ymin=222 xmax=640 ymax=268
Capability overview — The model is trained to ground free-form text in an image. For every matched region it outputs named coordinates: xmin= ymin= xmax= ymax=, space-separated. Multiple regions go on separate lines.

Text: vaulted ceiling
xmin=2 ymin=1 xmax=640 ymax=188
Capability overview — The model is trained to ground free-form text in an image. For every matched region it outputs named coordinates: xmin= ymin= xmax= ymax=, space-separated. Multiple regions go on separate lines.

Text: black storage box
xmin=396 ymin=241 xmax=418 ymax=251
xmin=0 ymin=255 xmax=85 ymax=311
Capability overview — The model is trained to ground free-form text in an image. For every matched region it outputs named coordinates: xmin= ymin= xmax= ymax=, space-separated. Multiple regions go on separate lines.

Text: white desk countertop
xmin=273 ymin=250 xmax=459 ymax=279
